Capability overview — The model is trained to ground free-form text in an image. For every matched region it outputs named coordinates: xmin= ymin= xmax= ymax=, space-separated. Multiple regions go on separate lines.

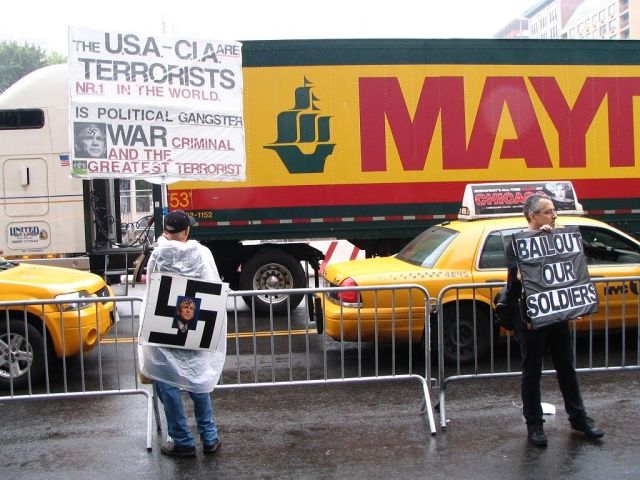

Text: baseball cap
xmin=164 ymin=210 xmax=197 ymax=233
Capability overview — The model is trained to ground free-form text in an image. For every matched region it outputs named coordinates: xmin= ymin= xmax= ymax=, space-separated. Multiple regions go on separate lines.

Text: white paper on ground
xmin=541 ymin=402 xmax=556 ymax=415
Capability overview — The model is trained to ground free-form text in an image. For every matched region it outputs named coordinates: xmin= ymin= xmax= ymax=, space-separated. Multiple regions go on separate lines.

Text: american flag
xmin=59 ymin=154 xmax=70 ymax=166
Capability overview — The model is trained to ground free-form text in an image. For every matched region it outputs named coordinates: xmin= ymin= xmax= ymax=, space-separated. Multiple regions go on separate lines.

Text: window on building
xmin=599 ymin=10 xmax=605 ymax=21
xmin=609 ymin=20 xmax=616 ymax=31
xmin=608 ymin=5 xmax=615 ymax=17
xmin=600 ymin=25 xmax=607 ymax=36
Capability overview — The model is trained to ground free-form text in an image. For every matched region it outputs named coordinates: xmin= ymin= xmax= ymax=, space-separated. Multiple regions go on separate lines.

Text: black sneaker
xmin=570 ymin=416 xmax=604 ymax=439
xmin=527 ymin=423 xmax=548 ymax=447
xmin=203 ymin=437 xmax=222 ymax=454
xmin=161 ymin=441 xmax=196 ymax=458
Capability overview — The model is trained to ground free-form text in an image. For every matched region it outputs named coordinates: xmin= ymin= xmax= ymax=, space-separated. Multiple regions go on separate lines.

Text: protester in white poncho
xmin=138 ymin=210 xmax=226 ymax=458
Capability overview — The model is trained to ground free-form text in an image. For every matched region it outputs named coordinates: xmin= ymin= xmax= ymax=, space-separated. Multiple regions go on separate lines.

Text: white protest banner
xmin=513 ymin=226 xmax=598 ymax=329
xmin=139 ymin=273 xmax=228 ymax=351
xmin=68 ymin=26 xmax=245 ymax=182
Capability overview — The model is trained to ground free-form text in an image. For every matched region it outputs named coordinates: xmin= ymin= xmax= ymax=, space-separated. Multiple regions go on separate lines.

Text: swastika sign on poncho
xmin=513 ymin=226 xmax=598 ymax=329
xmin=139 ymin=273 xmax=228 ymax=351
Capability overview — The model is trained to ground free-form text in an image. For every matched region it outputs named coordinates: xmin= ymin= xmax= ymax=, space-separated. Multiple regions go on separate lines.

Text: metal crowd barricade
xmin=435 ymin=276 xmax=640 ymax=430
xmin=0 ymin=295 xmax=154 ymax=450
xmin=220 ymin=284 xmax=437 ymax=435
xmin=2 ymin=283 xmax=437 ymax=451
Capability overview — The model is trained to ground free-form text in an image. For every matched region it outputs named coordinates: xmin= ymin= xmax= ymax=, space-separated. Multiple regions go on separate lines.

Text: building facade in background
xmin=563 ymin=0 xmax=638 ymax=39
xmin=495 ymin=0 xmax=639 ymax=39
xmin=526 ymin=0 xmax=583 ymax=38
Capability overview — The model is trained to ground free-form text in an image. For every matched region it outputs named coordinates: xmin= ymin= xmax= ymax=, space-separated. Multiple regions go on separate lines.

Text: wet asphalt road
xmin=2 ymin=369 xmax=639 ymax=480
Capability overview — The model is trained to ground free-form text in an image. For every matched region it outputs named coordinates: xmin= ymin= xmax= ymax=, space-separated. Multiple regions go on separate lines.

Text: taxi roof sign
xmin=458 ymin=181 xmax=583 ymax=220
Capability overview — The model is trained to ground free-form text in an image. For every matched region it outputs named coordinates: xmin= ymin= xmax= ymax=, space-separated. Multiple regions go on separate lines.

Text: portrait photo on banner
xmin=73 ymin=122 xmax=107 ymax=159
xmin=139 ymin=273 xmax=228 ymax=351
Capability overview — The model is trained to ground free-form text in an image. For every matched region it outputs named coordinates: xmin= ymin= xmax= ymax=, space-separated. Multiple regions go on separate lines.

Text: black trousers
xmin=515 ymin=320 xmax=587 ymax=425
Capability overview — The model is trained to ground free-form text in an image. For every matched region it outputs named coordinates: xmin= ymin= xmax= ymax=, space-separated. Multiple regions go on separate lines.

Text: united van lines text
xmin=359 ymin=76 xmax=640 ymax=170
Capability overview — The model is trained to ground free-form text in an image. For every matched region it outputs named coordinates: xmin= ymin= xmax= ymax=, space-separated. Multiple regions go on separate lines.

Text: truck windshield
xmin=395 ymin=226 xmax=459 ymax=268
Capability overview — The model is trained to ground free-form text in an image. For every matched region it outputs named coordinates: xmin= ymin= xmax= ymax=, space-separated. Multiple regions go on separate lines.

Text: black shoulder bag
xmin=493 ymin=286 xmax=515 ymax=331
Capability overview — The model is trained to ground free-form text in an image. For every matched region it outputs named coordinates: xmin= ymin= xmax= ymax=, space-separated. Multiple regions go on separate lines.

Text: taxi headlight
xmin=56 ymin=290 xmax=92 ymax=312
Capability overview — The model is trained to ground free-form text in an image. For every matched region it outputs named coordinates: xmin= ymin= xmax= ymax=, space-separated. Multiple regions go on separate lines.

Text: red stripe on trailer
xmin=196 ymin=208 xmax=640 ymax=227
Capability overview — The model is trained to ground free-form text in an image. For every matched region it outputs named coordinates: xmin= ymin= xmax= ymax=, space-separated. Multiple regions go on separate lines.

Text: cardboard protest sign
xmin=513 ymin=226 xmax=598 ymax=329
xmin=67 ymin=27 xmax=245 ymax=182
xmin=139 ymin=273 xmax=228 ymax=351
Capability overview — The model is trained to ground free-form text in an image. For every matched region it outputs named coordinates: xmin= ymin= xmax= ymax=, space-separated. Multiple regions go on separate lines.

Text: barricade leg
xmin=152 ymin=382 xmax=162 ymax=434
xmin=146 ymin=391 xmax=154 ymax=451
xmin=439 ymin=386 xmax=447 ymax=429
xmin=415 ymin=376 xmax=437 ymax=435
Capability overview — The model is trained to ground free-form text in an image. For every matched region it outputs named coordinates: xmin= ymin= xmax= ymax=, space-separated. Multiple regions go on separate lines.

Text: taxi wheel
xmin=0 ymin=319 xmax=45 ymax=390
xmin=441 ymin=305 xmax=490 ymax=365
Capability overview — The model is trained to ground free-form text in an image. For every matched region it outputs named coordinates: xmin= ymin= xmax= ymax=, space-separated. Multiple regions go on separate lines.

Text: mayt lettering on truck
xmin=359 ymin=76 xmax=639 ymax=171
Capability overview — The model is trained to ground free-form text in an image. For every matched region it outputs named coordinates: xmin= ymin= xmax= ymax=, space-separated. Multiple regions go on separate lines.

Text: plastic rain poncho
xmin=138 ymin=236 xmax=227 ymax=393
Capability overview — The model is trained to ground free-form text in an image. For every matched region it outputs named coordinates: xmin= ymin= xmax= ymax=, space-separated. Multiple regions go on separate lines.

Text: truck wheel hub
xmin=265 ymin=274 xmax=282 ymax=289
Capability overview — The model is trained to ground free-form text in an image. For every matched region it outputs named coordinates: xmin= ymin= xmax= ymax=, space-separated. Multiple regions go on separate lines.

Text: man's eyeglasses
xmin=535 ymin=209 xmax=557 ymax=215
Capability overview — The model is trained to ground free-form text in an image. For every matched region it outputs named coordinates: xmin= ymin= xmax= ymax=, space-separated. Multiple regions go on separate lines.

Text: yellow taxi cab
xmin=0 ymin=257 xmax=116 ymax=388
xmin=318 ymin=181 xmax=640 ymax=363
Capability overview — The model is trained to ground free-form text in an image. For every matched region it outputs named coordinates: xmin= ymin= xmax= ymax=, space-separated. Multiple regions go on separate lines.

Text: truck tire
xmin=0 ymin=318 xmax=45 ymax=390
xmin=239 ymin=250 xmax=306 ymax=315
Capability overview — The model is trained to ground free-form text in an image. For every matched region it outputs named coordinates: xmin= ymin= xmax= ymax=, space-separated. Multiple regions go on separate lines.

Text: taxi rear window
xmin=478 ymin=228 xmax=522 ymax=269
xmin=396 ymin=226 xmax=458 ymax=268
